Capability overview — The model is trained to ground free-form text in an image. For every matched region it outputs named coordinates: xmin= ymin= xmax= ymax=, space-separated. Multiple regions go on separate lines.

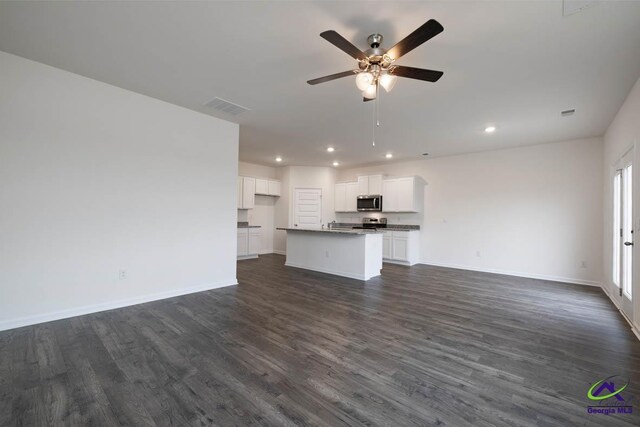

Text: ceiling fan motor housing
xmin=365 ymin=34 xmax=391 ymax=68
xmin=367 ymin=33 xmax=384 ymax=48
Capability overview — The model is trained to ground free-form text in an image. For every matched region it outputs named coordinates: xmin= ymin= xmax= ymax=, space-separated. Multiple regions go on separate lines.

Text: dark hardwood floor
xmin=1 ymin=254 xmax=639 ymax=426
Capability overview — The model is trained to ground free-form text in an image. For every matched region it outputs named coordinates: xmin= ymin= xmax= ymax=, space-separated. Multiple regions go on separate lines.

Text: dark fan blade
xmin=307 ymin=70 xmax=356 ymax=85
xmin=363 ymin=97 xmax=375 ymax=102
xmin=320 ymin=30 xmax=368 ymax=61
xmin=391 ymin=66 xmax=443 ymax=82
xmin=386 ymin=19 xmax=444 ymax=61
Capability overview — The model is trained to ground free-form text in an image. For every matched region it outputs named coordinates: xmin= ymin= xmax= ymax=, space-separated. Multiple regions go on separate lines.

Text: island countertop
xmin=276 ymin=227 xmax=383 ymax=235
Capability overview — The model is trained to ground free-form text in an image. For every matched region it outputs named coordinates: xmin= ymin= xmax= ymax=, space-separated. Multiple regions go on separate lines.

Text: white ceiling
xmin=1 ymin=1 xmax=640 ymax=167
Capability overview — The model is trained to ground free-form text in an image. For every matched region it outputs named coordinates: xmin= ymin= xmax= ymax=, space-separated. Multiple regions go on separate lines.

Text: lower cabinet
xmin=248 ymin=229 xmax=261 ymax=255
xmin=237 ymin=228 xmax=261 ymax=259
xmin=382 ymin=230 xmax=419 ymax=266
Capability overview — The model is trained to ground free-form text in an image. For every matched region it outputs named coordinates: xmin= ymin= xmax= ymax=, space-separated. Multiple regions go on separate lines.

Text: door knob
xmin=624 ymin=241 xmax=634 ymax=246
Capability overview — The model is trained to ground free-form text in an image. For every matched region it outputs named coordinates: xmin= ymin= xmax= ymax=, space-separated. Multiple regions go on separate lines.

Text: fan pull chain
xmin=372 ymin=91 xmax=376 ymax=147
xmin=376 ymin=83 xmax=380 ymax=127
xmin=372 ymin=82 xmax=380 ymax=147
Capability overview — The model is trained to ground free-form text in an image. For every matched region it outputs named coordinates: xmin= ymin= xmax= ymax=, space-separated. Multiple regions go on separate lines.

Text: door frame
xmin=612 ymin=147 xmax=634 ymax=321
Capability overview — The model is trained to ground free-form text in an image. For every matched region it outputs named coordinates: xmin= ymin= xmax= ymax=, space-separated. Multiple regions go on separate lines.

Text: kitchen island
xmin=276 ymin=228 xmax=383 ymax=280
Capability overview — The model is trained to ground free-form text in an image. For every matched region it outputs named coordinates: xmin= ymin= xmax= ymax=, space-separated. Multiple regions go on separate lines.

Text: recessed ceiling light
xmin=332 ymin=161 xmax=339 ymax=167
xmin=484 ymin=126 xmax=496 ymax=133
xmin=275 ymin=156 xmax=282 ymax=162
xmin=327 ymin=147 xmax=335 ymax=152
xmin=422 ymin=153 xmax=429 ymax=156
xmin=385 ymin=153 xmax=393 ymax=159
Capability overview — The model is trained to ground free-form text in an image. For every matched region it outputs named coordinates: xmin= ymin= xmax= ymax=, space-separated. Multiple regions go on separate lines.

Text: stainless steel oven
xmin=357 ymin=195 xmax=382 ymax=211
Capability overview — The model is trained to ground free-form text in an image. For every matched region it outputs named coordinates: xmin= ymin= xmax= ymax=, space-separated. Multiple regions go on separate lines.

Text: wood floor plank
xmin=1 ymin=254 xmax=640 ymax=426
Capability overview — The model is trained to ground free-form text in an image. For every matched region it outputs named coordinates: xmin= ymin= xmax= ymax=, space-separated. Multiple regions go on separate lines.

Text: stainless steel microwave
xmin=357 ymin=195 xmax=382 ymax=211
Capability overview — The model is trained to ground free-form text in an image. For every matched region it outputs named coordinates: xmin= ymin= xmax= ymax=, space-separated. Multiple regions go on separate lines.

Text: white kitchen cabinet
xmin=382 ymin=233 xmax=392 ymax=259
xmin=255 ymin=178 xmax=269 ymax=195
xmin=346 ymin=182 xmax=359 ymax=212
xmin=392 ymin=235 xmax=409 ymax=260
xmin=248 ymin=228 xmax=261 ymax=255
xmin=382 ymin=230 xmax=420 ymax=266
xmin=268 ymin=180 xmax=281 ymax=196
xmin=396 ymin=177 xmax=416 ymax=212
xmin=368 ymin=175 xmax=383 ymax=195
xmin=357 ymin=176 xmax=368 ymax=195
xmin=238 ymin=227 xmax=260 ymax=259
xmin=335 ymin=183 xmax=347 ymax=212
xmin=382 ymin=176 xmax=421 ymax=212
xmin=334 ymin=182 xmax=358 ymax=212
xmin=237 ymin=229 xmax=248 ymax=257
xmin=238 ymin=176 xmax=256 ymax=209
xmin=255 ymin=179 xmax=281 ymax=196
xmin=382 ymin=179 xmax=398 ymax=212
xmin=357 ymin=174 xmax=383 ymax=195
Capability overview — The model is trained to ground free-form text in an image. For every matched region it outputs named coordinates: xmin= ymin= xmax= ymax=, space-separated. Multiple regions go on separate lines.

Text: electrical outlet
xmin=581 ymin=261 xmax=587 ymax=269
xmin=476 ymin=251 xmax=481 ymax=258
xmin=325 ymin=250 xmax=330 ymax=258
xmin=119 ymin=270 xmax=127 ymax=280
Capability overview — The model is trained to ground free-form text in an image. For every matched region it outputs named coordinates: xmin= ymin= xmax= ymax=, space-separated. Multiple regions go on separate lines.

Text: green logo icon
xmin=587 ymin=376 xmax=629 ymax=402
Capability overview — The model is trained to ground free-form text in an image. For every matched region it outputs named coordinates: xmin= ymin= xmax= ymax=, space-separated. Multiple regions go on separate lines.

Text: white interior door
xmin=613 ymin=150 xmax=634 ymax=321
xmin=293 ymin=188 xmax=322 ymax=229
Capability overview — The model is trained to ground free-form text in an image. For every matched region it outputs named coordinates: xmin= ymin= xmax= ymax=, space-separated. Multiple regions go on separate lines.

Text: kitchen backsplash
xmin=335 ymin=212 xmax=423 ymax=225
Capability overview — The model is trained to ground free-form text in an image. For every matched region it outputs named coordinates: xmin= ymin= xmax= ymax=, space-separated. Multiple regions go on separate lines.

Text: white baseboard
xmin=273 ymin=249 xmax=286 ymax=255
xmin=420 ymin=260 xmax=602 ymax=287
xmin=284 ymin=261 xmax=378 ymax=281
xmin=383 ymin=259 xmax=418 ymax=267
xmin=600 ymin=285 xmax=640 ymax=341
xmin=0 ymin=279 xmax=237 ymax=332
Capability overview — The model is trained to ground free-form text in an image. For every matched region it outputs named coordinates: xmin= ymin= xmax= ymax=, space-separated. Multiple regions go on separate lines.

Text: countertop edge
xmin=276 ymin=227 xmax=384 ymax=235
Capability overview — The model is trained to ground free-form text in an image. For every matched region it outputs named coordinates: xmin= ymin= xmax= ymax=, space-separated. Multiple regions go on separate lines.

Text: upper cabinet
xmin=238 ymin=176 xmax=256 ymax=209
xmin=357 ymin=174 xmax=383 ymax=195
xmin=267 ymin=180 xmax=281 ymax=196
xmin=382 ymin=176 xmax=421 ymax=212
xmin=335 ymin=182 xmax=347 ymax=212
xmin=346 ymin=182 xmax=358 ymax=212
xmin=335 ymin=175 xmax=420 ymax=213
xmin=335 ymin=182 xmax=359 ymax=212
xmin=255 ymin=178 xmax=268 ymax=195
xmin=255 ymin=178 xmax=281 ymax=197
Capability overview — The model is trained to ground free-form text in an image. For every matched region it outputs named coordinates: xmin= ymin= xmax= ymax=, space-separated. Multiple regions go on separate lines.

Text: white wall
xmin=337 ymin=137 xmax=604 ymax=286
xmin=0 ymin=52 xmax=239 ymax=331
xmin=603 ymin=75 xmax=640 ymax=330
xmin=274 ymin=166 xmax=337 ymax=253
xmin=238 ymin=161 xmax=277 ymax=254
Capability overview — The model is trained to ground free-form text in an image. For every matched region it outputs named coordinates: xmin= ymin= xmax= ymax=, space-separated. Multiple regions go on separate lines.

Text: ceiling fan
xmin=307 ymin=20 xmax=444 ymax=101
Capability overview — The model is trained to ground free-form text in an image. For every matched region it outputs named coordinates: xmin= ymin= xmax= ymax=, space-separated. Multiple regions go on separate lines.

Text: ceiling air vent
xmin=204 ymin=97 xmax=250 ymax=116
xmin=561 ymin=109 xmax=576 ymax=117
xmin=563 ymin=0 xmax=597 ymax=16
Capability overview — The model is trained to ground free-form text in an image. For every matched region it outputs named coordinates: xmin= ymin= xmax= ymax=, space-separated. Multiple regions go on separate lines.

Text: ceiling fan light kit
xmin=307 ymin=19 xmax=445 ymax=102
xmin=363 ymin=83 xmax=377 ymax=99
xmin=355 ymin=72 xmax=374 ymax=90
xmin=379 ymin=73 xmax=397 ymax=92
